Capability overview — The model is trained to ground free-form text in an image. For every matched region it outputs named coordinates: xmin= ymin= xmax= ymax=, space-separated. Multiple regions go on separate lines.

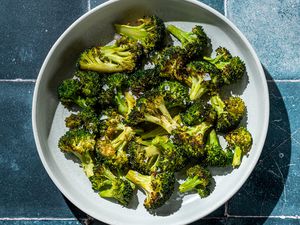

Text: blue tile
xmin=192 ymin=218 xmax=300 ymax=225
xmin=0 ymin=221 xmax=82 ymax=225
xmin=226 ymin=0 xmax=300 ymax=80
xmin=228 ymin=81 xmax=300 ymax=216
xmin=0 ymin=82 xmax=76 ymax=217
xmin=0 ymin=0 xmax=87 ymax=79
xmin=90 ymin=0 xmax=224 ymax=14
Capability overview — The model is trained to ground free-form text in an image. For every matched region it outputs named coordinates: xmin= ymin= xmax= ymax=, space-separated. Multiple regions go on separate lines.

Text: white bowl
xmin=32 ymin=0 xmax=269 ymax=224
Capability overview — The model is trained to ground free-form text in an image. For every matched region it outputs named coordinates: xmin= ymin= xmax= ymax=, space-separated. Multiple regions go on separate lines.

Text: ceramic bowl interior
xmin=32 ymin=0 xmax=269 ymax=224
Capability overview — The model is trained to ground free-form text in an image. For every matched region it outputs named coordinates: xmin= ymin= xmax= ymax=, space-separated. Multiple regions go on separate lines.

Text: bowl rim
xmin=32 ymin=0 xmax=270 ymax=224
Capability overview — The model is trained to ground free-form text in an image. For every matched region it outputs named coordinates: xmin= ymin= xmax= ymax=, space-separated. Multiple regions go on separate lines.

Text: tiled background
xmin=0 ymin=0 xmax=299 ymax=224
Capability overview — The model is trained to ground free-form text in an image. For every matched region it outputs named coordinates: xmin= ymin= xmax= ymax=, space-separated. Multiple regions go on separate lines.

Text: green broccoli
xmin=180 ymin=99 xmax=216 ymax=126
xmin=167 ymin=25 xmax=210 ymax=59
xmin=96 ymin=126 xmax=135 ymax=170
xmin=204 ymin=47 xmax=246 ymax=84
xmin=128 ymin=136 xmax=186 ymax=175
xmin=78 ymin=41 xmax=142 ymax=73
xmin=205 ymin=129 xmax=233 ymax=167
xmin=115 ymin=15 xmax=165 ymax=53
xmin=225 ymin=127 xmax=253 ymax=167
xmin=127 ymin=90 xmax=180 ymax=133
xmin=185 ymin=60 xmax=222 ymax=100
xmin=58 ymin=129 xmax=96 ymax=177
xmin=210 ymin=94 xmax=246 ymax=133
xmin=90 ymin=164 xmax=134 ymax=206
xmin=179 ymin=164 xmax=212 ymax=198
xmin=126 ymin=170 xmax=175 ymax=209
xmin=172 ymin=121 xmax=212 ymax=158
xmin=158 ymin=80 xmax=190 ymax=109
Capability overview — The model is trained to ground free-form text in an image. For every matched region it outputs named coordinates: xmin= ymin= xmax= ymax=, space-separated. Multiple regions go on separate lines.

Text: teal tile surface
xmin=0 ymin=0 xmax=87 ymax=79
xmin=192 ymin=218 xmax=300 ymax=225
xmin=226 ymin=0 xmax=300 ymax=80
xmin=0 ymin=83 xmax=75 ymax=218
xmin=0 ymin=221 xmax=82 ymax=225
xmin=228 ymin=81 xmax=300 ymax=216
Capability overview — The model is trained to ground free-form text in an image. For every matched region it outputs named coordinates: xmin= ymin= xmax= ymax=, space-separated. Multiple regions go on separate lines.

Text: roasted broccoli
xmin=205 ymin=129 xmax=233 ymax=167
xmin=115 ymin=15 xmax=165 ymax=53
xmin=127 ymin=90 xmax=179 ymax=133
xmin=185 ymin=60 xmax=222 ymax=100
xmin=210 ymin=94 xmax=246 ymax=133
xmin=172 ymin=121 xmax=212 ymax=158
xmin=128 ymin=136 xmax=186 ymax=175
xmin=180 ymin=99 xmax=216 ymax=126
xmin=58 ymin=129 xmax=96 ymax=177
xmin=78 ymin=41 xmax=142 ymax=73
xmin=204 ymin=47 xmax=246 ymax=84
xmin=225 ymin=127 xmax=253 ymax=167
xmin=126 ymin=170 xmax=175 ymax=209
xmin=179 ymin=164 xmax=212 ymax=198
xmin=96 ymin=126 xmax=135 ymax=170
xmin=158 ymin=80 xmax=190 ymax=109
xmin=167 ymin=25 xmax=210 ymax=59
xmin=90 ymin=164 xmax=134 ymax=206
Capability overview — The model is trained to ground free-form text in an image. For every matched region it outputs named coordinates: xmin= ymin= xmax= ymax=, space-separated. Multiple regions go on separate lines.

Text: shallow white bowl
xmin=32 ymin=0 xmax=269 ymax=224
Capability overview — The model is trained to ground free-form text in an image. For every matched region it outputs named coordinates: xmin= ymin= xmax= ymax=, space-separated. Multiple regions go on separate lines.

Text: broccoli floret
xmin=98 ymin=72 xmax=128 ymax=106
xmin=126 ymin=68 xmax=162 ymax=96
xmin=128 ymin=136 xmax=186 ymax=175
xmin=96 ymin=126 xmax=135 ymax=170
xmin=158 ymin=80 xmax=190 ymax=109
xmin=126 ymin=170 xmax=175 ymax=209
xmin=57 ymin=79 xmax=97 ymax=110
xmin=155 ymin=46 xmax=188 ymax=82
xmin=167 ymin=25 xmax=210 ymax=59
xmin=58 ymin=129 xmax=96 ymax=177
xmin=172 ymin=121 xmax=212 ymax=158
xmin=65 ymin=108 xmax=101 ymax=134
xmin=78 ymin=41 xmax=142 ymax=73
xmin=225 ymin=127 xmax=253 ymax=167
xmin=115 ymin=91 xmax=137 ymax=118
xmin=210 ymin=94 xmax=246 ymax=133
xmin=127 ymin=91 xmax=179 ymax=133
xmin=204 ymin=47 xmax=246 ymax=84
xmin=185 ymin=60 xmax=222 ymax=100
xmin=180 ymin=99 xmax=216 ymax=126
xmin=115 ymin=15 xmax=165 ymax=53
xmin=179 ymin=164 xmax=212 ymax=198
xmin=90 ymin=164 xmax=134 ymax=206
xmin=205 ymin=129 xmax=233 ymax=167
xmin=74 ymin=70 xmax=103 ymax=97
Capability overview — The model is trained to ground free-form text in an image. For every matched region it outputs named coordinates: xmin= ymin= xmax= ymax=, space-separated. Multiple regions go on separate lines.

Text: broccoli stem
xmin=141 ymin=126 xmax=169 ymax=139
xmin=167 ymin=25 xmax=190 ymax=44
xmin=189 ymin=77 xmax=207 ymax=100
xmin=232 ymin=146 xmax=242 ymax=167
xmin=115 ymin=92 xmax=128 ymax=116
xmin=207 ymin=129 xmax=219 ymax=147
xmin=126 ymin=170 xmax=152 ymax=193
xmin=111 ymin=127 xmax=134 ymax=150
xmin=115 ymin=24 xmax=148 ymax=40
xmin=179 ymin=176 xmax=203 ymax=193
xmin=210 ymin=95 xmax=225 ymax=115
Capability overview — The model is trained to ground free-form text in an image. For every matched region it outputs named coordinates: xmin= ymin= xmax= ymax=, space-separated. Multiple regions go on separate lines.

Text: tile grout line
xmin=0 ymin=218 xmax=78 ymax=221
xmin=224 ymin=0 xmax=229 ymax=17
xmin=87 ymin=0 xmax=91 ymax=11
xmin=0 ymin=79 xmax=36 ymax=82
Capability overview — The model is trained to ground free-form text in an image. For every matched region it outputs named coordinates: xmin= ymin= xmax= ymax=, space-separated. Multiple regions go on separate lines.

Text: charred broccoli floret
xmin=185 ymin=60 xmax=222 ymax=100
xmin=57 ymin=79 xmax=97 ymax=110
xmin=96 ymin=126 xmax=135 ymax=170
xmin=155 ymin=46 xmax=187 ymax=82
xmin=158 ymin=80 xmax=190 ymax=109
xmin=172 ymin=121 xmax=212 ymax=158
xmin=78 ymin=41 xmax=142 ymax=73
xmin=90 ymin=164 xmax=134 ymax=206
xmin=58 ymin=129 xmax=96 ymax=177
xmin=127 ymin=91 xmax=179 ymax=133
xmin=128 ymin=136 xmax=186 ymax=175
xmin=167 ymin=25 xmax=210 ymax=59
xmin=179 ymin=164 xmax=212 ymax=198
xmin=205 ymin=129 xmax=233 ymax=167
xmin=210 ymin=94 xmax=246 ymax=133
xmin=225 ymin=127 xmax=253 ymax=167
xmin=126 ymin=68 xmax=162 ymax=96
xmin=180 ymin=99 xmax=216 ymax=126
xmin=204 ymin=47 xmax=246 ymax=84
xmin=115 ymin=15 xmax=165 ymax=53
xmin=126 ymin=170 xmax=175 ymax=209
